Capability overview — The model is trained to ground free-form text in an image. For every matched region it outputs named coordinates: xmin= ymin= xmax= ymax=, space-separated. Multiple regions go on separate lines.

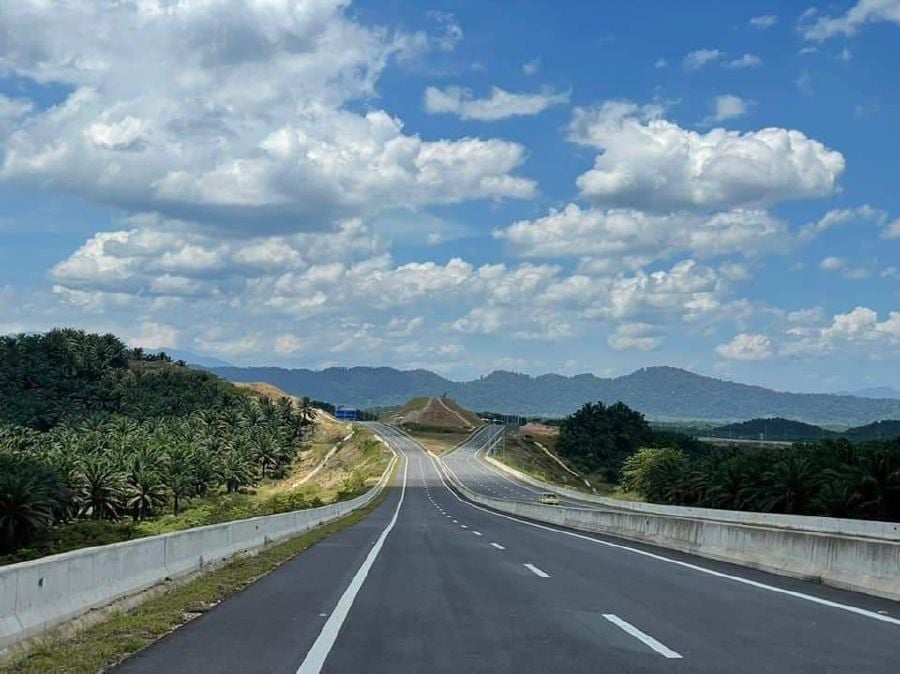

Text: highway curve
xmin=113 ymin=423 xmax=900 ymax=673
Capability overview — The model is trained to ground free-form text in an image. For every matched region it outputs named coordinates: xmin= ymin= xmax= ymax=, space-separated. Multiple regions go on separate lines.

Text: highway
xmin=113 ymin=423 xmax=900 ymax=673
xmin=441 ymin=424 xmax=603 ymax=507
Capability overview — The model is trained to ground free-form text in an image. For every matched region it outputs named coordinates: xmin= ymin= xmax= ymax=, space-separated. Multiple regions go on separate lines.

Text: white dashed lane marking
xmin=602 ymin=614 xmax=682 ymax=659
xmin=523 ymin=563 xmax=550 ymax=578
xmin=491 ymin=543 xmax=505 ymax=550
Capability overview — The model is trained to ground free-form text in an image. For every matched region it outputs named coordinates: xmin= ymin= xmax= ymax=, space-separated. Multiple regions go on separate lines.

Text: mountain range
xmin=206 ymin=365 xmax=900 ymax=426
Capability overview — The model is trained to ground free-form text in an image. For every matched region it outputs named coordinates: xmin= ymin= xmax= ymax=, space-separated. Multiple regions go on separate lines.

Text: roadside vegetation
xmin=544 ymin=399 xmax=899 ymax=521
xmin=0 ymin=330 xmax=388 ymax=564
xmin=4 ymin=469 xmax=395 ymax=674
xmin=622 ymin=441 xmax=900 ymax=520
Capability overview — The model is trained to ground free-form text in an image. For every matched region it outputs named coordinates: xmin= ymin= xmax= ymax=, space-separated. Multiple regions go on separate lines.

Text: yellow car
xmin=538 ymin=492 xmax=560 ymax=505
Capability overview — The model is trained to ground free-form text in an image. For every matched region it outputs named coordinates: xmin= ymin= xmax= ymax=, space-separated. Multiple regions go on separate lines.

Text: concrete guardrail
xmin=445 ymin=458 xmax=900 ymax=601
xmin=482 ymin=455 xmax=900 ymax=541
xmin=0 ymin=451 xmax=397 ymax=658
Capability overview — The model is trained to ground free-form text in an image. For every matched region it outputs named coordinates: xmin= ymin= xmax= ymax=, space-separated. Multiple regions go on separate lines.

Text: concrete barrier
xmin=482 ymin=455 xmax=900 ymax=540
xmin=444 ymin=460 xmax=900 ymax=601
xmin=0 ymin=452 xmax=396 ymax=657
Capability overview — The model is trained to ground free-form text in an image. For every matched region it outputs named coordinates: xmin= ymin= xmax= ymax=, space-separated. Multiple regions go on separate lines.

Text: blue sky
xmin=1 ymin=0 xmax=899 ymax=392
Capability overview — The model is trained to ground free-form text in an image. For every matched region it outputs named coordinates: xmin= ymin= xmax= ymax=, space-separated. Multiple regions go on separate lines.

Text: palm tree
xmin=220 ymin=448 xmax=255 ymax=494
xmin=126 ymin=466 xmax=167 ymax=521
xmin=250 ymin=432 xmax=279 ymax=480
xmin=75 ymin=457 xmax=127 ymax=520
xmin=164 ymin=446 xmax=194 ymax=515
xmin=758 ymin=454 xmax=818 ymax=514
xmin=0 ymin=456 xmax=61 ymax=553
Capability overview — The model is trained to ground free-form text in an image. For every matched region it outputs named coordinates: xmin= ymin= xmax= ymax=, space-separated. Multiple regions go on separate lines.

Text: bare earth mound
xmin=385 ymin=396 xmax=484 ymax=432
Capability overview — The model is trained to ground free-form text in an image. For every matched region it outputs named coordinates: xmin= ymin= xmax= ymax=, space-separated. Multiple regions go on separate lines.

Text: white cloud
xmin=820 ymin=256 xmax=846 ymax=271
xmin=423 ymin=85 xmax=569 ymax=121
xmin=496 ymin=204 xmax=788 ymax=266
xmin=568 ymin=101 xmax=845 ymax=211
xmin=750 ymin=15 xmax=778 ymax=29
xmin=716 ymin=333 xmax=773 ymax=360
xmin=819 ymin=256 xmax=872 ymax=279
xmin=427 ymin=10 xmax=464 ymax=52
xmin=522 ymin=58 xmax=541 ymax=75
xmin=882 ymin=219 xmax=900 ymax=238
xmin=607 ymin=323 xmax=664 ymax=351
xmin=0 ymin=1 xmax=532 ymax=233
xmin=684 ymin=49 xmax=723 ymax=70
xmin=127 ymin=322 xmax=178 ymax=350
xmin=796 ymin=69 xmax=814 ymax=96
xmin=725 ymin=53 xmax=763 ymax=68
xmin=801 ymin=0 xmax=900 ymax=41
xmin=708 ymin=94 xmax=751 ymax=122
xmin=654 ymin=58 xmax=668 ymax=68
xmin=798 ymin=205 xmax=891 ymax=241
xmin=782 ymin=306 xmax=900 ymax=356
xmin=274 ymin=334 xmax=310 ymax=355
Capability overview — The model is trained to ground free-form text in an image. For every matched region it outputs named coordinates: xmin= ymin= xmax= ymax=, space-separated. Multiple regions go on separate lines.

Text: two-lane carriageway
xmin=113 ymin=423 xmax=900 ymax=673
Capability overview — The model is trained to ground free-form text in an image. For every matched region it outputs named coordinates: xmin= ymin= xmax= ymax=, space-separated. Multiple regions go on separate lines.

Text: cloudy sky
xmin=1 ymin=1 xmax=899 ymax=391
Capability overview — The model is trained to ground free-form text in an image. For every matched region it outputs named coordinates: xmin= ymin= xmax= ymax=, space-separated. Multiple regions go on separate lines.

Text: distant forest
xmin=707 ymin=417 xmax=900 ymax=442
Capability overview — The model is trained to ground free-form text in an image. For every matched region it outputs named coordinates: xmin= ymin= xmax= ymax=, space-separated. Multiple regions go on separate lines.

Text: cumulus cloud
xmin=127 ymin=322 xmax=179 ymax=350
xmin=0 ymin=1 xmax=533 ymax=233
xmin=800 ymin=0 xmax=900 ymax=41
xmin=607 ymin=323 xmax=664 ymax=351
xmin=568 ymin=101 xmax=845 ymax=211
xmin=798 ymin=205 xmax=893 ymax=242
xmin=708 ymin=94 xmax=752 ymax=123
xmin=522 ymin=58 xmax=541 ymax=75
xmin=716 ymin=333 xmax=773 ymax=360
xmin=423 ymin=85 xmax=569 ymax=121
xmin=725 ymin=53 xmax=763 ymax=68
xmin=684 ymin=49 xmax=723 ymax=70
xmin=782 ymin=306 xmax=900 ymax=356
xmin=495 ymin=204 xmax=788 ymax=267
xmin=882 ymin=219 xmax=900 ymax=238
xmin=750 ymin=15 xmax=778 ymax=29
xmin=819 ymin=256 xmax=872 ymax=279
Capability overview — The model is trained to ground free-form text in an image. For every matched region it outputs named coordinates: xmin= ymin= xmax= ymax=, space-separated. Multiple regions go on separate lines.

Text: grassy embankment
xmin=493 ymin=425 xmax=639 ymax=498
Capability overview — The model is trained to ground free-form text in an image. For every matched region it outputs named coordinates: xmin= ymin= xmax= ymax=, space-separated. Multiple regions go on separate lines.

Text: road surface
xmin=441 ymin=424 xmax=605 ymax=507
xmin=113 ymin=423 xmax=900 ymax=673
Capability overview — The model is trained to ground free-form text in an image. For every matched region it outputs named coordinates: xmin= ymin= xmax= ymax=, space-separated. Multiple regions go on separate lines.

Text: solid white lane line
xmin=603 ymin=614 xmax=682 ymax=659
xmin=295 ymin=453 xmax=409 ymax=674
xmin=429 ymin=454 xmax=900 ymax=628
xmin=523 ymin=563 xmax=550 ymax=578
xmin=472 ymin=531 xmax=483 ymax=536
xmin=491 ymin=542 xmax=505 ymax=550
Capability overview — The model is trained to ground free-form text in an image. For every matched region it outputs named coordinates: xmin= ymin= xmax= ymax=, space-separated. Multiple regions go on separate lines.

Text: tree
xmin=164 ymin=446 xmax=194 ymax=515
xmin=556 ymin=401 xmax=653 ymax=480
xmin=0 ymin=455 xmax=62 ymax=553
xmin=621 ymin=447 xmax=687 ymax=503
xmin=220 ymin=448 xmax=255 ymax=494
xmin=75 ymin=457 xmax=128 ymax=520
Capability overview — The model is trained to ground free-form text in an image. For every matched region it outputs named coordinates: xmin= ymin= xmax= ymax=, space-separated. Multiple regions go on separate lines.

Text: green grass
xmin=4 ymin=466 xmax=396 ymax=674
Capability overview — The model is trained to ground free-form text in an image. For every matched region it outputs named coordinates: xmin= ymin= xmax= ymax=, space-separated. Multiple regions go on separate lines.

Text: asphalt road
xmin=113 ymin=423 xmax=900 ymax=673
xmin=441 ymin=424 xmax=606 ymax=507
